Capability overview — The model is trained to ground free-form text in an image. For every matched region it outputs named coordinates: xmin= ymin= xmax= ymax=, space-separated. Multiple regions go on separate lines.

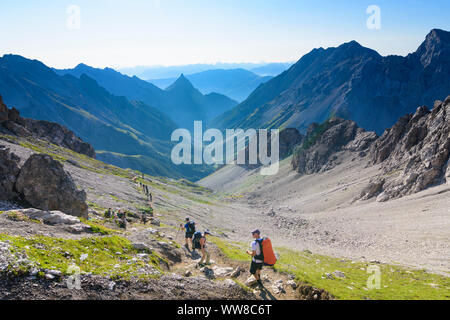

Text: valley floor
xmin=200 ymin=153 xmax=450 ymax=277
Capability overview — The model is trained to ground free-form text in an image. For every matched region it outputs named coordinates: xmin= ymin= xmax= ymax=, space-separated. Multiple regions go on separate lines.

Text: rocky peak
xmin=292 ymin=118 xmax=377 ymax=175
xmin=167 ymin=74 xmax=196 ymax=92
xmin=0 ymin=95 xmax=96 ymax=158
xmin=0 ymin=145 xmax=20 ymax=201
xmin=414 ymin=29 xmax=450 ymax=67
xmin=0 ymin=95 xmax=8 ymax=123
xmin=361 ymin=96 xmax=450 ymax=201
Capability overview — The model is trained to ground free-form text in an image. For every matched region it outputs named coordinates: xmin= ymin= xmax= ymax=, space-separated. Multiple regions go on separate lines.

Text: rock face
xmin=0 ymin=146 xmax=21 ymax=200
xmin=0 ymin=95 xmax=8 ymax=123
xmin=291 ymin=97 xmax=449 ymax=202
xmin=362 ymin=97 xmax=450 ymax=201
xmin=0 ymin=95 xmax=95 ymax=158
xmin=19 ymin=119 xmax=96 ymax=158
xmin=15 ymin=154 xmax=88 ymax=217
xmin=292 ymin=118 xmax=377 ymax=174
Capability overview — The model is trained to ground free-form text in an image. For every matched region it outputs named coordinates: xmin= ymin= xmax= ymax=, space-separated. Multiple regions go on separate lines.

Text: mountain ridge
xmin=149 ymin=68 xmax=273 ymax=102
xmin=55 ymin=65 xmax=238 ymax=128
xmin=0 ymin=55 xmax=211 ymax=180
xmin=213 ymin=29 xmax=450 ymax=135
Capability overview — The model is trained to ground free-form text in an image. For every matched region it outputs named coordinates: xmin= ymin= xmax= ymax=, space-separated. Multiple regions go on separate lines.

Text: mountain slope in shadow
xmin=214 ymin=29 xmax=450 ymax=135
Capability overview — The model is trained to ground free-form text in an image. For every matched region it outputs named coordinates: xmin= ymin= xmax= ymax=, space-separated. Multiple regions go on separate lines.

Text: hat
xmin=204 ymin=229 xmax=211 ymax=235
xmin=185 ymin=217 xmax=190 ymax=221
xmin=252 ymin=229 xmax=260 ymax=235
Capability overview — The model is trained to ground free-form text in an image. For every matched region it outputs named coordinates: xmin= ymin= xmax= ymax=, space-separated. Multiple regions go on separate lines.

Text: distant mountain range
xmin=119 ymin=62 xmax=293 ymax=79
xmin=149 ymin=69 xmax=272 ymax=102
xmin=0 ymin=55 xmax=212 ymax=180
xmin=214 ymin=29 xmax=450 ymax=135
xmin=1 ymin=29 xmax=448 ymax=182
xmin=54 ymin=64 xmax=237 ymax=129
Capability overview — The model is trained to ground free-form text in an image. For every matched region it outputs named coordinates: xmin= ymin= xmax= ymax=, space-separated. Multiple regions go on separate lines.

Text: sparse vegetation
xmin=211 ymin=237 xmax=450 ymax=300
xmin=293 ymin=118 xmax=334 ymax=154
xmin=0 ymin=234 xmax=165 ymax=280
xmin=80 ymin=218 xmax=119 ymax=235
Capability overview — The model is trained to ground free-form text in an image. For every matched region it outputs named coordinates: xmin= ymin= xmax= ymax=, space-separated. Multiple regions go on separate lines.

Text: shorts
xmin=250 ymin=261 xmax=263 ymax=275
xmin=185 ymin=232 xmax=194 ymax=239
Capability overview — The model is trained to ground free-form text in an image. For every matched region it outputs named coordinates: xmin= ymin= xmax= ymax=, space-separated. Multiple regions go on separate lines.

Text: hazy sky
xmin=1 ymin=0 xmax=449 ymax=69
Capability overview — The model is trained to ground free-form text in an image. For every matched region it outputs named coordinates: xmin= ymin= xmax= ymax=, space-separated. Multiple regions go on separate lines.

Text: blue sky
xmin=0 ymin=0 xmax=449 ymax=69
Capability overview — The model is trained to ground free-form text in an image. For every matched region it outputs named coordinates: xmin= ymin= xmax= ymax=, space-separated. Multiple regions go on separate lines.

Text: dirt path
xmin=199 ymin=154 xmax=450 ymax=276
xmin=166 ymin=233 xmax=300 ymax=300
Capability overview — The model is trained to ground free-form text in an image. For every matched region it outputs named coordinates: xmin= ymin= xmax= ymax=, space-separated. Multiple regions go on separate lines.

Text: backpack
xmin=193 ymin=231 xmax=203 ymax=249
xmin=255 ymin=237 xmax=277 ymax=266
xmin=186 ymin=221 xmax=196 ymax=233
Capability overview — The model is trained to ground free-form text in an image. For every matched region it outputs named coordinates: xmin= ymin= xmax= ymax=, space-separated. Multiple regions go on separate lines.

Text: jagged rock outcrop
xmin=0 ymin=96 xmax=8 ymax=123
xmin=362 ymin=96 xmax=450 ymax=201
xmin=215 ymin=29 xmax=450 ymax=136
xmin=0 ymin=95 xmax=95 ymax=158
xmin=19 ymin=119 xmax=96 ymax=158
xmin=15 ymin=154 xmax=88 ymax=217
xmin=0 ymin=146 xmax=20 ymax=200
xmin=292 ymin=118 xmax=377 ymax=174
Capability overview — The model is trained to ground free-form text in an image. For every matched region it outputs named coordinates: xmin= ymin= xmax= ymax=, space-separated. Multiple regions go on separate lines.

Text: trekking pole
xmin=175 ymin=225 xmax=181 ymax=240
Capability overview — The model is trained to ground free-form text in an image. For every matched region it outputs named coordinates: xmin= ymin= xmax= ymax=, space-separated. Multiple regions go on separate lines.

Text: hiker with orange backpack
xmin=246 ymin=229 xmax=277 ymax=286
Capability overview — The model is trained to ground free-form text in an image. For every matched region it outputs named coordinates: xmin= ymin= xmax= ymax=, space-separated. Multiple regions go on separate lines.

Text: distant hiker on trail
xmin=180 ymin=218 xmax=196 ymax=250
xmin=105 ymin=208 xmax=112 ymax=218
xmin=120 ymin=211 xmax=127 ymax=229
xmin=194 ymin=230 xmax=211 ymax=267
xmin=247 ymin=229 xmax=264 ymax=287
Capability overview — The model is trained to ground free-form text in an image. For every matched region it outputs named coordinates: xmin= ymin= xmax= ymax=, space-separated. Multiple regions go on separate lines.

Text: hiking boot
xmin=197 ymin=263 xmax=205 ymax=268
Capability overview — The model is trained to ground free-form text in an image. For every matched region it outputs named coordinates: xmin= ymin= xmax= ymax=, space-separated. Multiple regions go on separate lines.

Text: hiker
xmin=141 ymin=209 xmax=147 ymax=225
xmin=246 ymin=229 xmax=264 ymax=286
xmin=120 ymin=211 xmax=127 ymax=229
xmin=105 ymin=208 xmax=112 ymax=218
xmin=181 ymin=218 xmax=196 ymax=250
xmin=194 ymin=230 xmax=211 ymax=267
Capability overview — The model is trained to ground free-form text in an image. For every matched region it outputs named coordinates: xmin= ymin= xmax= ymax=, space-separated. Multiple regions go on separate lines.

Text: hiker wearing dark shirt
xmin=120 ymin=212 xmax=127 ymax=230
xmin=180 ymin=218 xmax=195 ymax=250
xmin=194 ymin=230 xmax=211 ymax=267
